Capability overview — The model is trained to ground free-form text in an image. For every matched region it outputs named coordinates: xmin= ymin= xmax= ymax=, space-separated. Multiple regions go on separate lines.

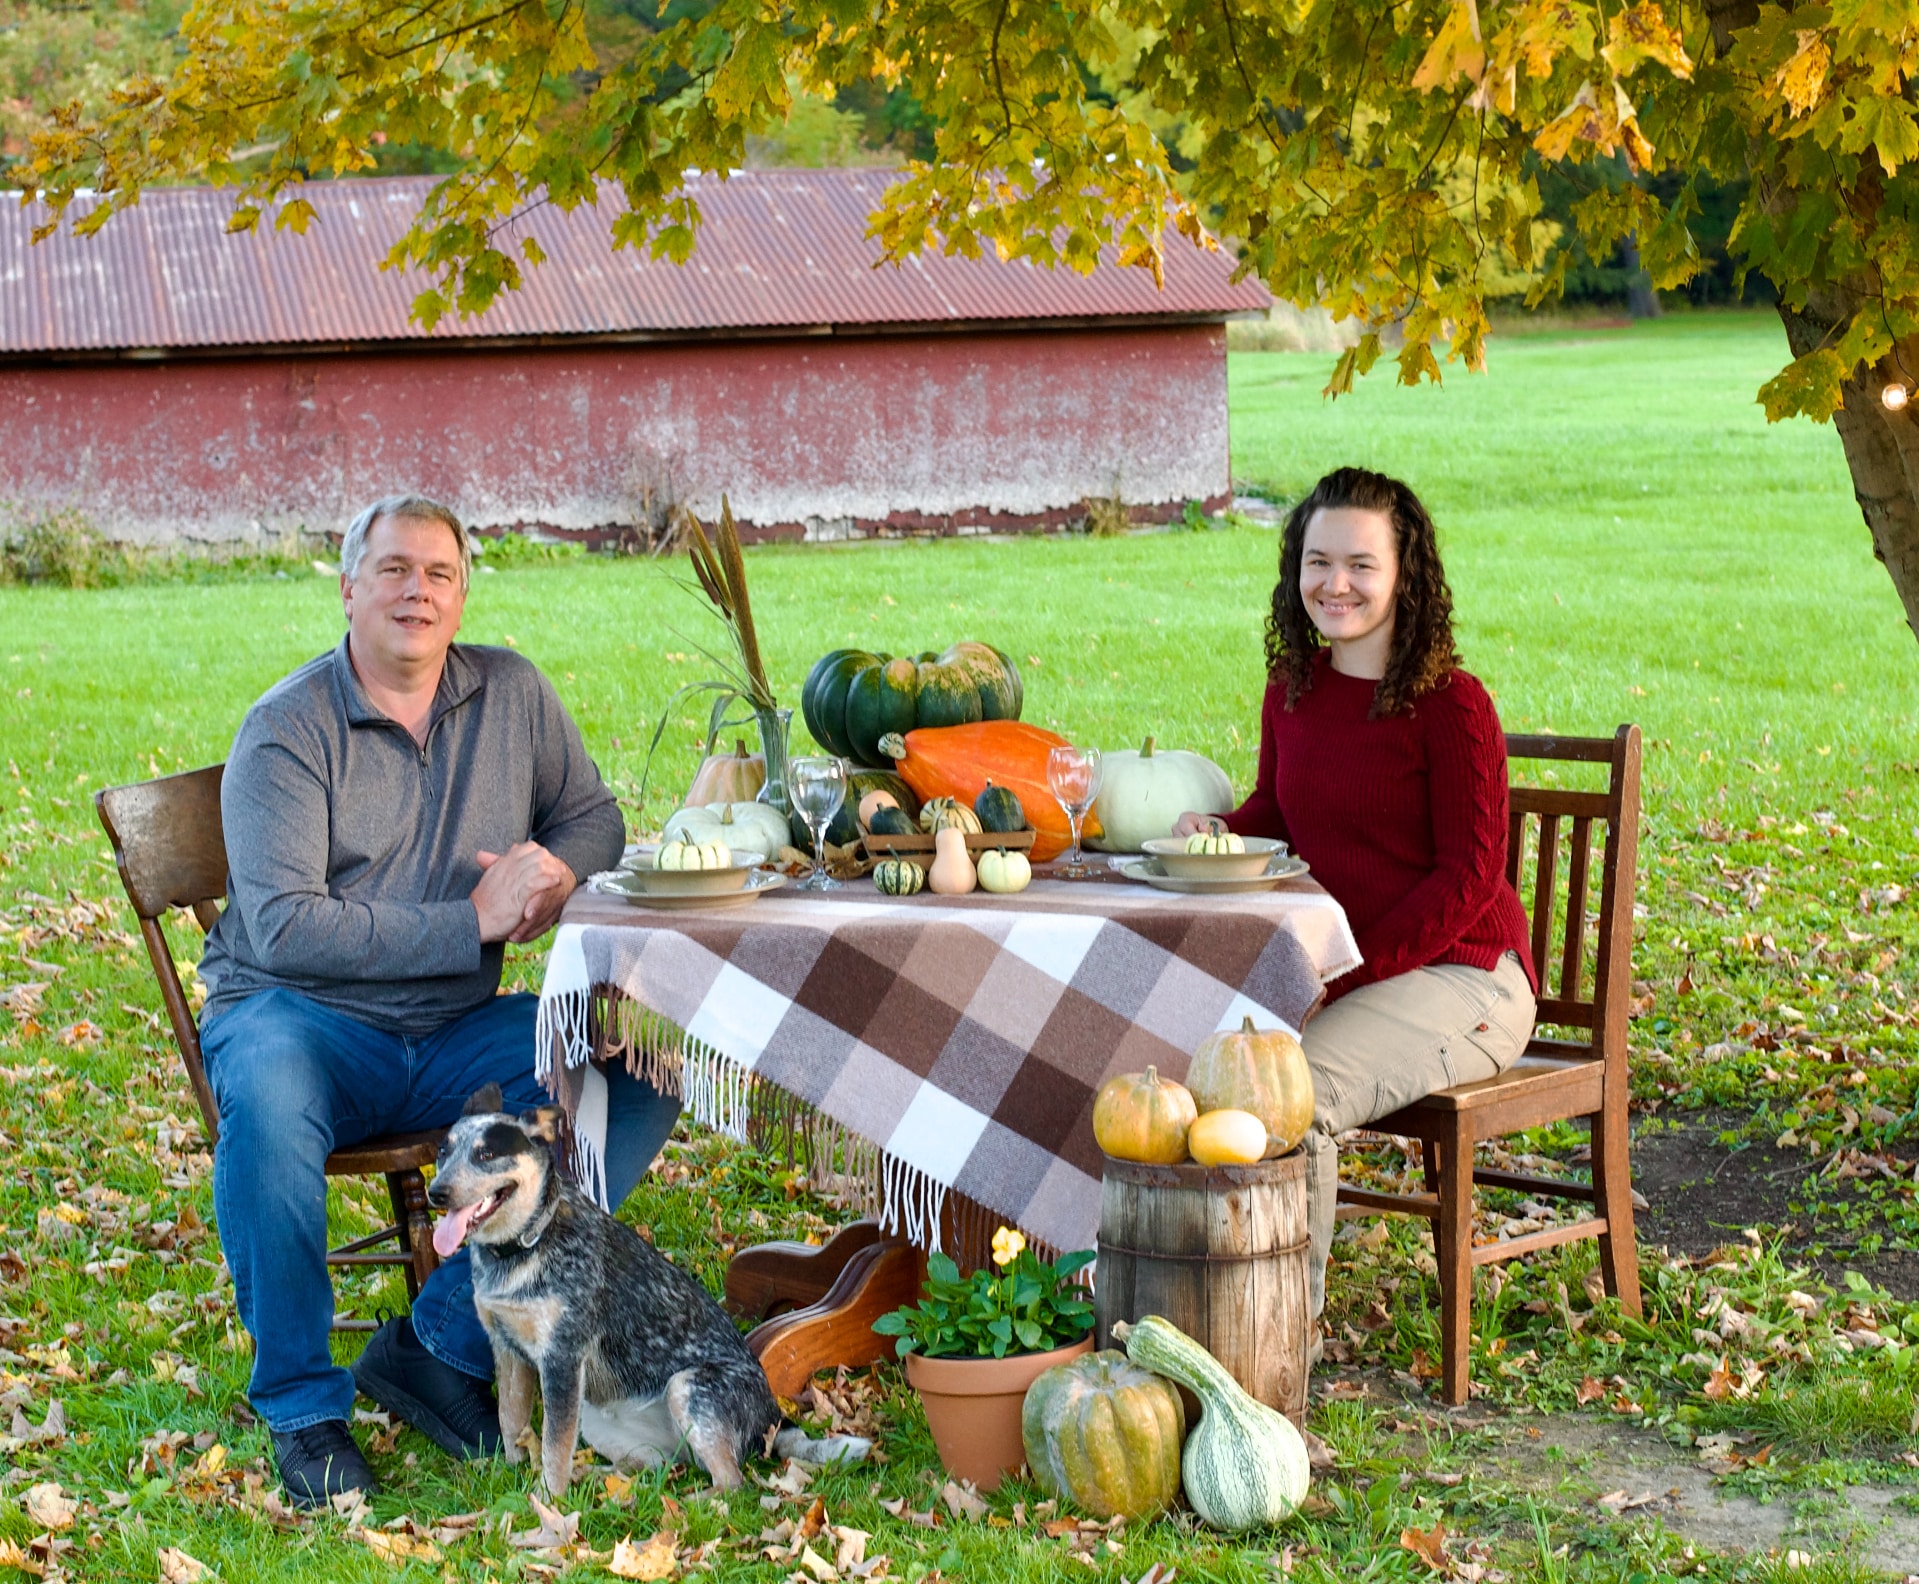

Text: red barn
xmin=0 ymin=172 xmax=1270 ymax=545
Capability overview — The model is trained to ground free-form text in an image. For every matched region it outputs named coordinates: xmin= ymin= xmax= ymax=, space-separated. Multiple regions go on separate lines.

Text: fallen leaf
xmin=1596 ymin=1489 xmax=1659 ymax=1514
xmin=608 ymin=1530 xmax=678 ymax=1580
xmin=799 ymin=1543 xmax=837 ymax=1581
xmin=157 ymin=1548 xmax=213 ymax=1583
xmin=356 ymin=1528 xmax=442 ymax=1564
xmin=23 ymin=1483 xmax=76 ymax=1532
xmin=509 ymin=1491 xmax=582 ymax=1552
xmin=1400 ymin=1520 xmax=1449 ymax=1572
xmin=1575 ymin=1375 xmax=1606 ymax=1406
xmin=940 ymin=1480 xmax=988 ymax=1522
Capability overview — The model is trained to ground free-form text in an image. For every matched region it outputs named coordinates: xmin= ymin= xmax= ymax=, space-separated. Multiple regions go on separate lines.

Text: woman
xmin=1175 ymin=466 xmax=1536 ymax=1327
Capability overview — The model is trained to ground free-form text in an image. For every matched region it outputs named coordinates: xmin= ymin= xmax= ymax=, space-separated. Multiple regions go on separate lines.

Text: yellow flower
xmin=991 ymin=1227 xmax=1026 ymax=1268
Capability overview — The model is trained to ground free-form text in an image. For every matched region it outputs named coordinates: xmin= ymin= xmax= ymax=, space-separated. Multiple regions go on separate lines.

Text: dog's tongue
xmin=433 ymin=1202 xmax=478 ymax=1258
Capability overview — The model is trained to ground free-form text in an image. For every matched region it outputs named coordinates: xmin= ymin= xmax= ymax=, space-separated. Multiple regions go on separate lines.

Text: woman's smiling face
xmin=1298 ymin=505 xmax=1400 ymax=665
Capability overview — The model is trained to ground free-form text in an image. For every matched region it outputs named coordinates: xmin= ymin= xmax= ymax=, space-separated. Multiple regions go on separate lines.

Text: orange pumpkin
xmin=878 ymin=722 xmax=1102 ymax=863
xmin=1092 ymin=1066 xmax=1198 ymax=1164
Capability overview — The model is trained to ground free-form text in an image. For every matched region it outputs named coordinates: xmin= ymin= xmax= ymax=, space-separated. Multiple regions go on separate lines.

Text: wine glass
xmin=1046 ymin=745 xmax=1103 ymax=879
xmin=789 ymin=756 xmax=848 ymax=891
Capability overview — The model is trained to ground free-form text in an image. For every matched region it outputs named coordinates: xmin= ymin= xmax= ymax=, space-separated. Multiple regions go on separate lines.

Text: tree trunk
xmin=1777 ymin=301 xmax=1919 ymax=645
xmin=1621 ymin=236 xmax=1661 ymax=320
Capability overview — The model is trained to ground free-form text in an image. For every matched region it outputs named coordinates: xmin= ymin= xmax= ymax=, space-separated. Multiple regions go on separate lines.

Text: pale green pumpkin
xmin=1088 ymin=737 xmax=1235 ymax=853
xmin=1021 ymin=1349 xmax=1186 ymax=1520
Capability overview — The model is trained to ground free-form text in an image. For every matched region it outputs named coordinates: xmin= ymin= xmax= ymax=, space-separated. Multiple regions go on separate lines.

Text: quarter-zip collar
xmin=332 ymin=636 xmax=486 ymax=740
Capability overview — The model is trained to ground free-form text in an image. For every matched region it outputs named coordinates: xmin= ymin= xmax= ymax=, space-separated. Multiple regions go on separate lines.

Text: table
xmin=536 ymin=866 xmax=1358 ymax=1392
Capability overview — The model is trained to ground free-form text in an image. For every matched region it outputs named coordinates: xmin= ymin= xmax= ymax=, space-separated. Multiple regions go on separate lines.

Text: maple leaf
xmin=1775 ymin=30 xmax=1832 ymax=117
xmin=157 ymin=1548 xmax=213 ymax=1584
xmin=608 ymin=1530 xmax=678 ymax=1580
xmin=1412 ymin=0 xmax=1485 ymax=93
xmin=1601 ymin=3 xmax=1693 ymax=80
xmin=1575 ymin=1375 xmax=1606 ymax=1405
xmin=23 ymin=1483 xmax=76 ymax=1532
xmin=1400 ymin=1520 xmax=1450 ymax=1572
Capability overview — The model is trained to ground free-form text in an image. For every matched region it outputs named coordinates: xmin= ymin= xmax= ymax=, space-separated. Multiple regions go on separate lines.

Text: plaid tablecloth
xmin=536 ymin=869 xmax=1359 ymax=1259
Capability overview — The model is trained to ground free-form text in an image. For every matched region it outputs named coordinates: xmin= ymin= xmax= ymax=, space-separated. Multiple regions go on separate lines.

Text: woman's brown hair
xmin=1263 ymin=467 xmax=1459 ymax=717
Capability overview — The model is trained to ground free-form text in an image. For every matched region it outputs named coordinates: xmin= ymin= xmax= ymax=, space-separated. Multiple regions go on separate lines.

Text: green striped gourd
xmin=1111 ymin=1315 xmax=1310 ymax=1532
xmin=1021 ymin=1349 xmax=1185 ymax=1520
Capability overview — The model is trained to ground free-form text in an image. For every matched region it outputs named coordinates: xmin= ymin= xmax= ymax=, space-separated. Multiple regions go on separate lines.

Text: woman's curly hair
xmin=1263 ymin=467 xmax=1459 ymax=718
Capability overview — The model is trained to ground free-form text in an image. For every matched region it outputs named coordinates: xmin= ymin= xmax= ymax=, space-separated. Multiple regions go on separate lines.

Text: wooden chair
xmin=96 ymin=764 xmax=444 ymax=1332
xmin=1334 ymin=726 xmax=1644 ymax=1404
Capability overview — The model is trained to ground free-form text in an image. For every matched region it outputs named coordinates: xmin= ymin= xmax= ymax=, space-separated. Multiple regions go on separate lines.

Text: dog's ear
xmin=519 ymin=1105 xmax=564 ymax=1145
xmin=464 ymin=1083 xmax=505 ymax=1117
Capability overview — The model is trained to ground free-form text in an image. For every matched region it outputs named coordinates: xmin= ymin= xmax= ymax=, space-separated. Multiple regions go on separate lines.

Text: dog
xmin=427 ymin=1084 xmax=871 ymax=1493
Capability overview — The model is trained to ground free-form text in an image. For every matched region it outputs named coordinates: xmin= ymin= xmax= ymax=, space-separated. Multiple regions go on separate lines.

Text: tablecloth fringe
xmin=534 ymin=986 xmax=595 ymax=1086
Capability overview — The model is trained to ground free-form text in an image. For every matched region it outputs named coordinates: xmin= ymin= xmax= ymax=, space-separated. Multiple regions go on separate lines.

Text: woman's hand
xmin=1171 ymin=810 xmax=1217 ymax=839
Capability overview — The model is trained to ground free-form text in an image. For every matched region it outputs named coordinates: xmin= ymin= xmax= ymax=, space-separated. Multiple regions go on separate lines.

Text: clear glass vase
xmin=754 ymin=705 xmax=794 ymax=818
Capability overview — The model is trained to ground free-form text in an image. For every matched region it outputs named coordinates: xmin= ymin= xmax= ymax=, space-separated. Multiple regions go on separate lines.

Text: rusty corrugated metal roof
xmin=1 ymin=170 xmax=1271 ymax=354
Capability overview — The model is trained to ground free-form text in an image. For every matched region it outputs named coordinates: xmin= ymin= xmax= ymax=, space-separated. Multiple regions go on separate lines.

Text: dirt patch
xmin=1483 ymin=1411 xmax=1919 ymax=1575
xmin=1628 ymin=1109 xmax=1919 ymax=1301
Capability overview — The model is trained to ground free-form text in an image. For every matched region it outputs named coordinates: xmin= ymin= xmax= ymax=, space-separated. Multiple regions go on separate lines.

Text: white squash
xmin=1112 ymin=1315 xmax=1310 ymax=1532
xmin=1088 ymin=737 xmax=1236 ymax=853
xmin=661 ymin=801 xmax=791 ymax=858
xmin=656 ymin=839 xmax=731 ymax=871
xmin=976 ymin=847 xmax=1032 ymax=894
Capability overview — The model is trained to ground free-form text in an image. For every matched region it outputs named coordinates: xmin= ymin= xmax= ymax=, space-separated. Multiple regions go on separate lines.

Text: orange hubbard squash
xmin=878 ymin=723 xmax=1102 ymax=863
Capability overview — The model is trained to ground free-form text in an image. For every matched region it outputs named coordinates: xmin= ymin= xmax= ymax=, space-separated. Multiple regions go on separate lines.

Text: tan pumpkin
xmin=927 ymin=828 xmax=978 ymax=895
xmin=1186 ymin=1017 xmax=1315 ymax=1154
xmin=1092 ymin=1066 xmax=1198 ymax=1165
xmin=685 ymin=738 xmax=766 ymax=806
xmin=1021 ymin=1349 xmax=1187 ymax=1520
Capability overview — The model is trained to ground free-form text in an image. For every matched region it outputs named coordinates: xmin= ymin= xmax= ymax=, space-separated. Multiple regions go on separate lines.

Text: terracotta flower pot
xmin=904 ymin=1336 xmax=1095 ymax=1492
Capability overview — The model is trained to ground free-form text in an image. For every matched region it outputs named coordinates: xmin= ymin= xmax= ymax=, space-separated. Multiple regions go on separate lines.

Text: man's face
xmin=341 ymin=513 xmax=467 ymax=676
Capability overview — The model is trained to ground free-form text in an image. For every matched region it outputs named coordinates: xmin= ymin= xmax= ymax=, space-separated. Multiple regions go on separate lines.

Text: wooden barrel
xmin=1095 ymin=1152 xmax=1310 ymax=1425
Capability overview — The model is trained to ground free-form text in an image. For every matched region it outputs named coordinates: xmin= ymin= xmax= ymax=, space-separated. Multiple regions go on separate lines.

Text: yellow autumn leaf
xmin=1511 ymin=0 xmax=1597 ymax=79
xmin=609 ymin=1529 xmax=679 ymax=1580
xmin=1776 ymin=30 xmax=1831 ymax=116
xmin=1412 ymin=0 xmax=1485 ymax=92
xmin=1533 ymin=80 xmax=1610 ymax=161
xmin=1601 ymin=2 xmax=1693 ymax=79
xmin=24 ymin=1482 xmax=76 ymax=1532
xmin=1614 ymin=81 xmax=1655 ymax=171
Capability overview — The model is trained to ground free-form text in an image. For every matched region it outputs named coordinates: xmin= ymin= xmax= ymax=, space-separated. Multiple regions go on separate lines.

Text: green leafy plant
xmin=875 ymin=1228 xmax=1095 ymax=1360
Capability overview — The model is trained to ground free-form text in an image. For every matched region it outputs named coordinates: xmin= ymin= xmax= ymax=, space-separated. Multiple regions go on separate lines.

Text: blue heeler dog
xmin=429 ymin=1085 xmax=871 ymax=1493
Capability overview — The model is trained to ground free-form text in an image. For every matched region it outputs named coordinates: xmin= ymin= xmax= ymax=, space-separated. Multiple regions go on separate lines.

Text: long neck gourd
xmin=1112 ymin=1315 xmax=1310 ymax=1532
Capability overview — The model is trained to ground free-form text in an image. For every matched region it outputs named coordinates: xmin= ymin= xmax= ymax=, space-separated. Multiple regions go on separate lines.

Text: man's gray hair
xmin=340 ymin=495 xmax=474 ymax=588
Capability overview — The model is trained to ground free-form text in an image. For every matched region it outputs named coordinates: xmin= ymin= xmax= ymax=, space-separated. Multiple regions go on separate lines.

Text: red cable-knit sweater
xmin=1224 ymin=655 xmax=1535 ymax=1000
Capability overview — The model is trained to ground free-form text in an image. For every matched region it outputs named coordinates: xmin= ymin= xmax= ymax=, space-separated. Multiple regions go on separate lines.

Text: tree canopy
xmin=16 ymin=1 xmax=1919 ymax=625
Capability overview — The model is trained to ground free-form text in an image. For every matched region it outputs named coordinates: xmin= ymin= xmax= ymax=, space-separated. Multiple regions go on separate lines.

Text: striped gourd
xmin=1111 ymin=1316 xmax=1310 ymax=1532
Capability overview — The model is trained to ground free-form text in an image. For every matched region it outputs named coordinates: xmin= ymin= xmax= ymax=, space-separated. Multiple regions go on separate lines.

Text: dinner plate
xmin=591 ymin=868 xmax=787 ymax=909
xmin=1121 ymin=856 xmax=1309 ymax=895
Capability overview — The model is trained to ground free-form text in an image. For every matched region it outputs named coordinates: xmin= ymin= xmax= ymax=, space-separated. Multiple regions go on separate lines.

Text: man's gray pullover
xmin=200 ymin=639 xmax=624 ymax=1033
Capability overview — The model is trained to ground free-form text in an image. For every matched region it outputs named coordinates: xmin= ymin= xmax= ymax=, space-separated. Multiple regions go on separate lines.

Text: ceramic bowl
xmin=606 ymin=851 xmax=767 ymax=895
xmin=1140 ymin=834 xmax=1287 ymax=881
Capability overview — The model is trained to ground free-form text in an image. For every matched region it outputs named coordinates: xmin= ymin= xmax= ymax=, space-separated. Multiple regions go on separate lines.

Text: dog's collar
xmin=514 ymin=1192 xmax=562 ymax=1250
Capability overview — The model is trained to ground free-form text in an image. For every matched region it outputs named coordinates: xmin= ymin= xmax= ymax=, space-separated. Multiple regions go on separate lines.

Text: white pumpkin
xmin=662 ymin=801 xmax=791 ymax=857
xmin=1087 ymin=736 xmax=1236 ymax=853
xmin=657 ymin=839 xmax=731 ymax=871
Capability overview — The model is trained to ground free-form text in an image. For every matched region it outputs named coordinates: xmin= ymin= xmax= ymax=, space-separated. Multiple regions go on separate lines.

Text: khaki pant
xmin=1300 ymin=952 xmax=1535 ymax=1317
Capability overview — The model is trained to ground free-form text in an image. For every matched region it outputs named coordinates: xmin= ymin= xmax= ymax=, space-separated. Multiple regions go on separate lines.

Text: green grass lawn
xmin=2 ymin=310 xmax=1916 ymax=1581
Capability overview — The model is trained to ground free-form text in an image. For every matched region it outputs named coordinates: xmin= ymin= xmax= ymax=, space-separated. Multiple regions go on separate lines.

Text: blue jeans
xmin=200 ymin=988 xmax=681 ymax=1432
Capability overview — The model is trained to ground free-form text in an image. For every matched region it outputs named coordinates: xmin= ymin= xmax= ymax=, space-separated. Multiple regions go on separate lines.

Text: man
xmin=197 ymin=495 xmax=680 ymax=1506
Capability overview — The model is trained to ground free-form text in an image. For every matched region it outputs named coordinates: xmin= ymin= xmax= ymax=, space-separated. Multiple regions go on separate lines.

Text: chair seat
xmin=326 ymin=1129 xmax=445 ymax=1177
xmin=1375 ymin=1052 xmax=1606 ymax=1122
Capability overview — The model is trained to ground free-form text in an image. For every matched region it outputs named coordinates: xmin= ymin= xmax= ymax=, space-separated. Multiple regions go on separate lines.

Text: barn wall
xmin=1 ymin=325 xmax=1232 ymax=545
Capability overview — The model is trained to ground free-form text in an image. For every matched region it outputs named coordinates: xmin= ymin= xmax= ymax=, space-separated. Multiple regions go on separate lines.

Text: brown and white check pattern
xmin=537 ymin=870 xmax=1359 ymax=1257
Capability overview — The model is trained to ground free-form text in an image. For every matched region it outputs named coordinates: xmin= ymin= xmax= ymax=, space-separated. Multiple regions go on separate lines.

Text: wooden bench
xmin=1334 ymin=726 xmax=1643 ymax=1404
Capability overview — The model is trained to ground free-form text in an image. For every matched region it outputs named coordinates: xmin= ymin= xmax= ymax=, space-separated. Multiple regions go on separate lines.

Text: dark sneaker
xmin=351 ymin=1315 xmax=502 ymax=1459
xmin=272 ymin=1420 xmax=378 ymax=1509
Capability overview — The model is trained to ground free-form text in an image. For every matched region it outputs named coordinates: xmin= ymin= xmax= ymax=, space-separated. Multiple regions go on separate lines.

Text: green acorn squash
xmin=801 ymin=644 xmax=1023 ymax=763
xmin=973 ymin=780 xmax=1027 ymax=834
